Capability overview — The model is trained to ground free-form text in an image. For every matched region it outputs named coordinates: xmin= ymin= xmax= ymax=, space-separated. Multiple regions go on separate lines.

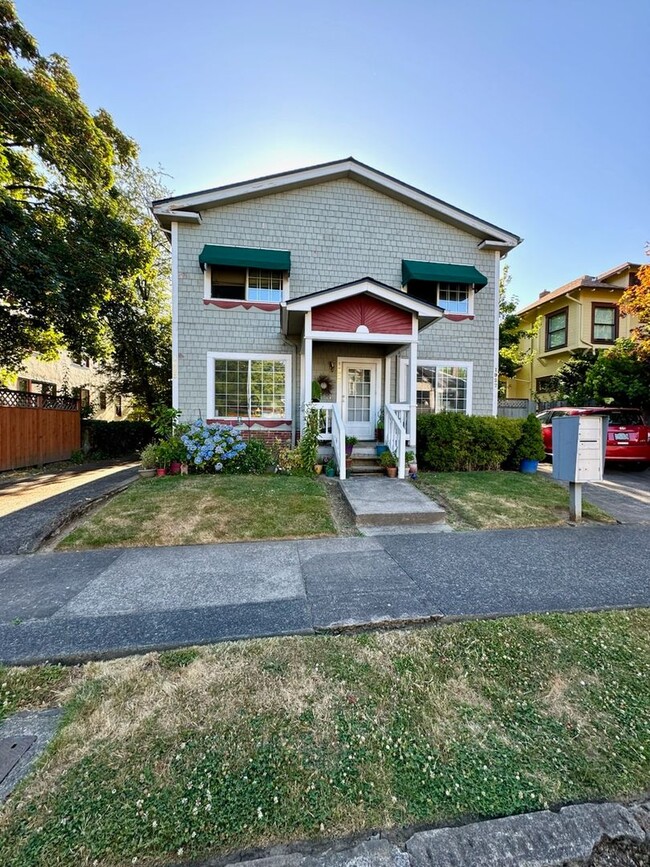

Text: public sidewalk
xmin=0 ymin=523 xmax=648 ymax=665
xmin=0 ymin=461 xmax=139 ymax=555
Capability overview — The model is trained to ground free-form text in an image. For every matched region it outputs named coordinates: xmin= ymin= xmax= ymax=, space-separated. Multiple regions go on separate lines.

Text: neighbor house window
xmin=210 ymin=354 xmax=291 ymax=419
xmin=115 ymin=395 xmax=122 ymax=417
xmin=592 ymin=304 xmax=617 ymax=344
xmin=99 ymin=391 xmax=107 ymax=410
xmin=414 ymin=363 xmax=471 ymax=414
xmin=536 ymin=376 xmax=559 ymax=394
xmin=545 ymin=307 xmax=568 ymax=351
xmin=437 ymin=283 xmax=470 ymax=314
xmin=210 ymin=266 xmax=283 ymax=303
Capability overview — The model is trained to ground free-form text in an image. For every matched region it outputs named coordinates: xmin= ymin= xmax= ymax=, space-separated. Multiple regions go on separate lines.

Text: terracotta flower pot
xmin=386 ymin=467 xmax=397 ymax=478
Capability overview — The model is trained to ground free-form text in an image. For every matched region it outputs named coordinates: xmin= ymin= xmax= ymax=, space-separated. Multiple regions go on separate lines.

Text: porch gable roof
xmin=281 ymin=277 xmax=443 ymax=337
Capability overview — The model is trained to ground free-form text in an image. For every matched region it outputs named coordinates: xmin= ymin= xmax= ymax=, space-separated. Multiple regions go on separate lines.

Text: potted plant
xmin=314 ymin=461 xmax=323 ymax=474
xmin=324 ymin=458 xmax=337 ymax=477
xmin=514 ymin=413 xmax=547 ymax=474
xmin=405 ymin=450 xmax=417 ymax=476
xmin=345 ymin=435 xmax=358 ymax=456
xmin=139 ymin=443 xmax=157 ymax=479
xmin=155 ymin=441 xmax=172 ymax=476
xmin=380 ymin=449 xmax=398 ymax=478
xmin=375 ymin=408 xmax=384 ymax=443
xmin=168 ymin=436 xmax=187 ymax=475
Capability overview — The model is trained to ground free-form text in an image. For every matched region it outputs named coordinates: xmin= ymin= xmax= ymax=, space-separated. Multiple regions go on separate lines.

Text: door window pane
xmin=346 ymin=368 xmax=371 ymax=422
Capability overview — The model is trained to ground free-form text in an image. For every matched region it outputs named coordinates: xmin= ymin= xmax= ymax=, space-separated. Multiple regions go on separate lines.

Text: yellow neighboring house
xmin=504 ymin=262 xmax=641 ymax=401
xmin=4 ymin=352 xmax=128 ymax=420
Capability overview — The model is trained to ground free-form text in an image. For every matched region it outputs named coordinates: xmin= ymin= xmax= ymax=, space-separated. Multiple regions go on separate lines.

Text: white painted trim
xmin=152 ymin=207 xmax=201 ymax=224
xmin=285 ymin=278 xmax=442 ymax=317
xmin=152 ymin=160 xmax=521 ymax=246
xmin=307 ymin=329 xmax=418 ymax=344
xmin=337 ymin=357 xmax=382 ymax=440
xmin=171 ymin=222 xmax=179 ymax=411
xmin=206 ymin=351 xmax=292 ymax=420
xmin=492 ymin=250 xmax=500 ymax=417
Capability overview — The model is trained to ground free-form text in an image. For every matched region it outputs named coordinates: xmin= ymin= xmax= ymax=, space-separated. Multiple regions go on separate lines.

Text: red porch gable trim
xmin=312 ymin=295 xmax=412 ymax=334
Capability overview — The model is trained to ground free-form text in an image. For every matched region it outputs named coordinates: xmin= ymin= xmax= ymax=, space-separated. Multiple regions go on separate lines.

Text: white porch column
xmin=303 ymin=337 xmax=313 ymax=432
xmin=409 ymin=340 xmax=417 ymax=446
xmin=384 ymin=356 xmax=392 ymax=407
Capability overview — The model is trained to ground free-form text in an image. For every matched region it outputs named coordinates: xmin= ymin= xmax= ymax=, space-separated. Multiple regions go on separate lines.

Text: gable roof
xmin=281 ymin=277 xmax=443 ymax=336
xmin=152 ymin=157 xmax=521 ymax=250
xmin=518 ymin=265 xmax=640 ymax=316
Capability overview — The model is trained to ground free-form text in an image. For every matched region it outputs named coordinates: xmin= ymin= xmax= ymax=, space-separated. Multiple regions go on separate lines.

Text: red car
xmin=536 ymin=407 xmax=650 ymax=469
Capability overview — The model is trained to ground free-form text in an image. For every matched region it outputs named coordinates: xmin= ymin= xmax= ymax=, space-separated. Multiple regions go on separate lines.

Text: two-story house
xmin=152 ymin=158 xmax=521 ymax=476
xmin=504 ymin=262 xmax=641 ymax=402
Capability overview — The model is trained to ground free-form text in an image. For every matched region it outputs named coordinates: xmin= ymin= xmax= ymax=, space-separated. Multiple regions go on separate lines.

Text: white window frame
xmin=399 ymin=358 xmax=473 ymax=415
xmin=207 ymin=351 xmax=292 ymax=420
xmin=436 ymin=283 xmax=474 ymax=315
xmin=203 ymin=265 xmax=289 ymax=303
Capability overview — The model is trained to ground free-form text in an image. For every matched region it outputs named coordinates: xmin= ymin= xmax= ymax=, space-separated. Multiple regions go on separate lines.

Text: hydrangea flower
xmin=180 ymin=420 xmax=247 ymax=472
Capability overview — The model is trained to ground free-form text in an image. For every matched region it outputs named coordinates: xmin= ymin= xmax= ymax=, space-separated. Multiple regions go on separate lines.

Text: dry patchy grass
xmin=58 ymin=474 xmax=337 ymax=549
xmin=416 ymin=471 xmax=615 ymax=529
xmin=1 ymin=611 xmax=648 ymax=866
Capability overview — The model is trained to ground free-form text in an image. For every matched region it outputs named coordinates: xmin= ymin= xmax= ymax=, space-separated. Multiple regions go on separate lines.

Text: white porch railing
xmin=385 ymin=403 xmax=408 ymax=479
xmin=306 ymin=402 xmax=346 ymax=479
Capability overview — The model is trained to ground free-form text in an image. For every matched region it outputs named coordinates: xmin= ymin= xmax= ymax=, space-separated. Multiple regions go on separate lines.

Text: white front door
xmin=341 ymin=361 xmax=378 ymax=440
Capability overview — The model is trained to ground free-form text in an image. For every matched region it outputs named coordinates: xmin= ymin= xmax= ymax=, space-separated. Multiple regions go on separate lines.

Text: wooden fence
xmin=0 ymin=388 xmax=81 ymax=471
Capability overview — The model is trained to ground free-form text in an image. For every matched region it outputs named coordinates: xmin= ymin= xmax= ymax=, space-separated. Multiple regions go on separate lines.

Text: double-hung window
xmin=592 ymin=304 xmax=617 ymax=344
xmin=209 ymin=266 xmax=283 ymax=303
xmin=209 ymin=353 xmax=291 ymax=419
xmin=437 ymin=282 xmax=471 ymax=314
xmin=545 ymin=308 xmax=568 ymax=351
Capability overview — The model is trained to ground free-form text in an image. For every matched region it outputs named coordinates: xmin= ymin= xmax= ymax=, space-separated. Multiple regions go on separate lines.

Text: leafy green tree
xmin=498 ymin=265 xmax=539 ymax=381
xmin=586 ymin=340 xmax=650 ymax=409
xmin=0 ymin=1 xmax=170 ymax=413
xmin=555 ymin=349 xmax=599 ymax=406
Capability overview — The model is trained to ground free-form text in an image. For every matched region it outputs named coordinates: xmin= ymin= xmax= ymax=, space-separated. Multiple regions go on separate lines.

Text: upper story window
xmin=209 ymin=266 xmax=284 ymax=303
xmin=407 ymin=280 xmax=473 ymax=314
xmin=545 ymin=307 xmax=568 ymax=351
xmin=437 ymin=282 xmax=471 ymax=314
xmin=592 ymin=304 xmax=617 ymax=344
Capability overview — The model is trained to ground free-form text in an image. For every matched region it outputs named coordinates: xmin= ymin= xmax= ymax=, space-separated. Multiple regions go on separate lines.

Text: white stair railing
xmin=331 ymin=403 xmax=345 ymax=479
xmin=385 ymin=403 xmax=408 ymax=479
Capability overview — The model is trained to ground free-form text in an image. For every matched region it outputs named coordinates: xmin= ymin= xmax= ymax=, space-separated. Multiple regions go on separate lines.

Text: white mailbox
xmin=551 ymin=415 xmax=606 ymax=483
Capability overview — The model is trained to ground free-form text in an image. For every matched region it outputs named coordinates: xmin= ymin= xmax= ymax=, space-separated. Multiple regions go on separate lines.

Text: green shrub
xmin=512 ymin=413 xmax=546 ymax=463
xmin=224 ymin=437 xmax=272 ymax=474
xmin=82 ymin=420 xmax=155 ymax=458
xmin=416 ymin=413 xmax=523 ymax=472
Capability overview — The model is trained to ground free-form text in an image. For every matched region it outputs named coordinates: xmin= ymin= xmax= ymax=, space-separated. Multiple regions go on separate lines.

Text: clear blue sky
xmin=19 ymin=0 xmax=649 ymax=306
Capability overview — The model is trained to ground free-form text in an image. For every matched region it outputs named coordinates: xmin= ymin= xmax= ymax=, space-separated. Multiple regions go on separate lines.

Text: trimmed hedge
xmin=416 ymin=413 xmax=525 ymax=472
xmin=82 ymin=420 xmax=155 ymax=458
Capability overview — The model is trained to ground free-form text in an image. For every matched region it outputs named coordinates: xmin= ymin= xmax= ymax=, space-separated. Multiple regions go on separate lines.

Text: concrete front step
xmin=339 ymin=476 xmax=445 ymax=529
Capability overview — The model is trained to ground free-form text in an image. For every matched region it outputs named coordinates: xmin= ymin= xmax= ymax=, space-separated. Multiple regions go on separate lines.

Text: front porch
xmin=282 ymin=277 xmax=443 ymax=480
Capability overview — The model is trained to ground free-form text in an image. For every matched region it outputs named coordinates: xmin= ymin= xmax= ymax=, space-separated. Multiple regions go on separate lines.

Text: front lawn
xmin=0 ymin=610 xmax=648 ymax=866
xmin=58 ymin=474 xmax=337 ymax=549
xmin=415 ymin=471 xmax=614 ymax=529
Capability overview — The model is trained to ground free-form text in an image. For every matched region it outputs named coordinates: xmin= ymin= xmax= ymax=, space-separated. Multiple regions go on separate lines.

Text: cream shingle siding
xmin=176 ymin=177 xmax=498 ymax=421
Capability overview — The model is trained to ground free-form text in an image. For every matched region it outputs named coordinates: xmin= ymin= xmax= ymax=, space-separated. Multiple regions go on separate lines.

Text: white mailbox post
xmin=552 ymin=415 xmax=607 ymax=521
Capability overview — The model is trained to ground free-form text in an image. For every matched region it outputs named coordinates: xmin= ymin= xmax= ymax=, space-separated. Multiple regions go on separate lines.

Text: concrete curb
xmin=196 ymin=800 xmax=650 ymax=867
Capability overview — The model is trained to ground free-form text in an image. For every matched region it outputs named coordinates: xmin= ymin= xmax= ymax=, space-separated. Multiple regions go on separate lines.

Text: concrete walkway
xmin=339 ymin=476 xmax=447 ymax=534
xmin=0 ymin=523 xmax=648 ymax=665
xmin=0 ymin=462 xmax=139 ymax=555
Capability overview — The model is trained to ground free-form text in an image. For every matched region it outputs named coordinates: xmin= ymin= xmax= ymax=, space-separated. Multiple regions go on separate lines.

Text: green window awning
xmin=199 ymin=245 xmax=291 ymax=272
xmin=402 ymin=260 xmax=488 ymax=288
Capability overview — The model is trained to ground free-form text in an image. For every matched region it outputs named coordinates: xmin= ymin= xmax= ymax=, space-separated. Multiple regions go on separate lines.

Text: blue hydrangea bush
xmin=180 ymin=420 xmax=247 ymax=471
